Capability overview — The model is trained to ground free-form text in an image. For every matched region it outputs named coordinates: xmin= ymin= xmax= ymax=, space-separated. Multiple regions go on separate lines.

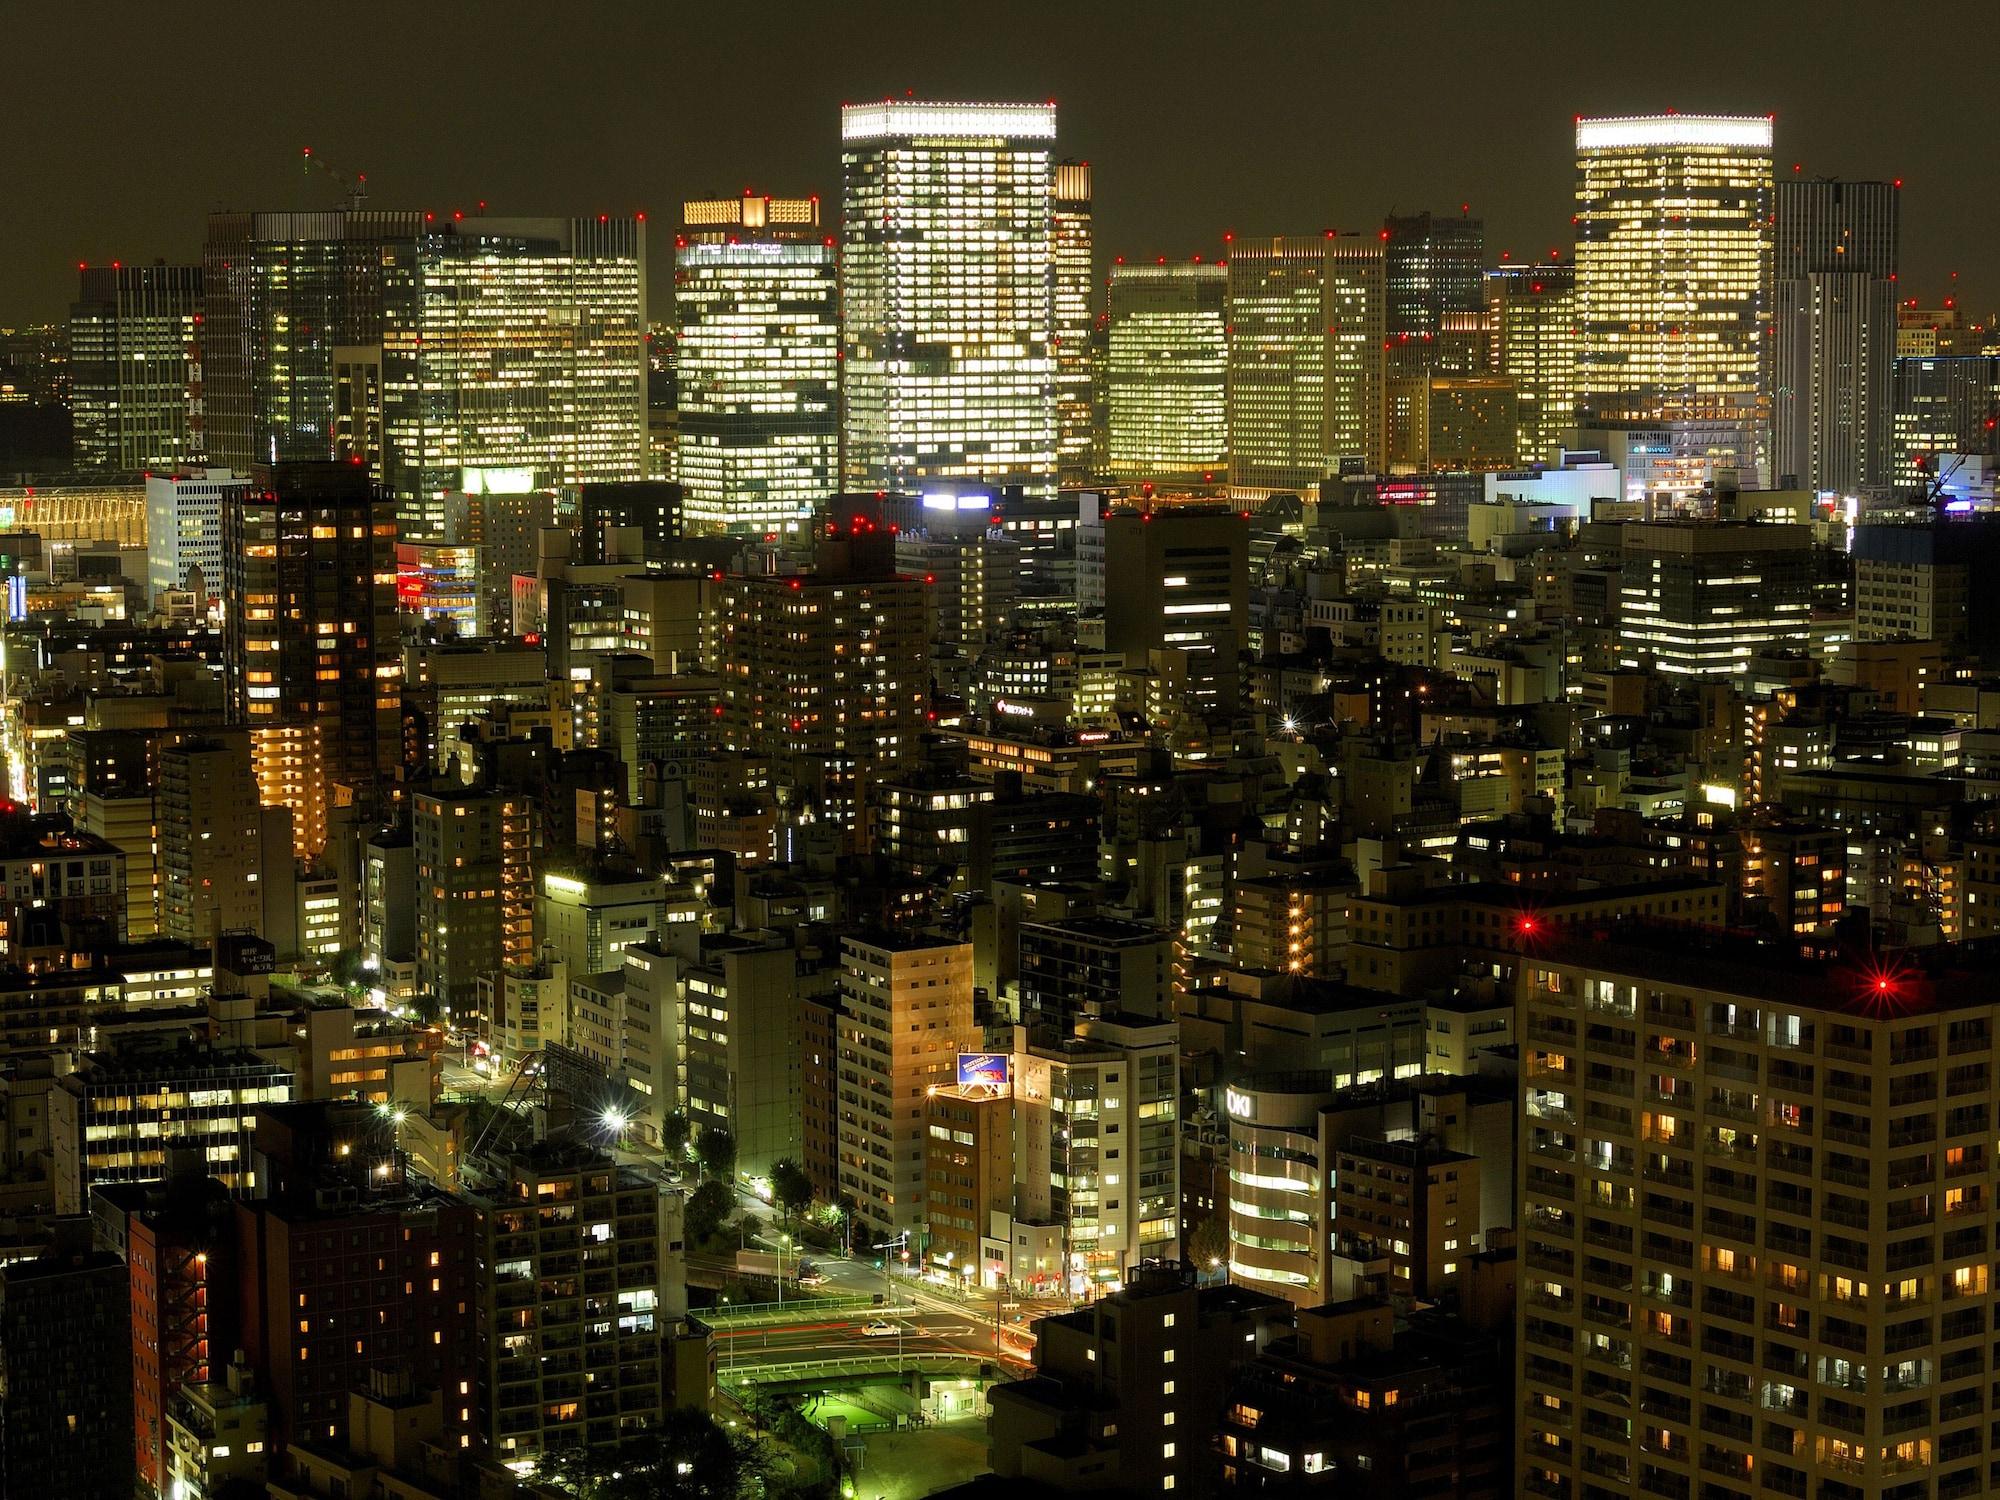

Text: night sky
xmin=8 ymin=0 xmax=1997 ymax=323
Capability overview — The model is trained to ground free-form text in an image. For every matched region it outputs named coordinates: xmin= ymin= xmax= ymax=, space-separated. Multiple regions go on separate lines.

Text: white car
xmin=860 ymin=1319 xmax=899 ymax=1337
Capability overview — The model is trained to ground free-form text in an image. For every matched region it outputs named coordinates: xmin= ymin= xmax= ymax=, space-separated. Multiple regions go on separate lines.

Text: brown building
xmin=234 ymin=1104 xmax=478 ymax=1454
xmin=1331 ymin=1138 xmax=1479 ymax=1302
xmin=923 ymin=1082 xmax=1016 ymax=1280
xmin=1219 ymin=1300 xmax=1509 ymax=1497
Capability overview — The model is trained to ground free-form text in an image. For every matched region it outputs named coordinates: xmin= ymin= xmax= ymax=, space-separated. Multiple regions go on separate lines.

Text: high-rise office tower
xmin=1052 ymin=160 xmax=1096 ymax=486
xmin=67 ymin=263 xmax=204 ymax=472
xmin=1105 ymin=261 xmax=1227 ymax=487
xmin=1226 ymin=234 xmax=1385 ymax=502
xmin=222 ymin=462 xmax=400 ymax=856
xmin=202 ymin=211 xmax=424 ymax=471
xmin=675 ymin=195 xmax=836 ymax=535
xmin=1773 ymin=178 xmax=1900 ymax=495
xmin=1892 ymin=355 xmax=2000 ymax=491
xmin=840 ymin=100 xmax=1056 ymax=499
xmin=708 ymin=530 xmax=929 ymax=837
xmin=1485 ymin=263 xmax=1579 ymax=466
xmin=1574 ymin=115 xmax=1774 ymax=490
xmin=1616 ymin=520 xmax=1814 ymax=677
xmin=1383 ymin=211 xmax=1486 ymax=377
xmin=380 ymin=217 xmax=646 ymax=542
xmin=159 ymin=734 xmax=269 ymax=943
xmin=1517 ymin=929 xmax=2000 ymax=1500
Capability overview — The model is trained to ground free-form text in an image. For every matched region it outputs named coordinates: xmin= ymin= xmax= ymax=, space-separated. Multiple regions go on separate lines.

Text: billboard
xmin=957 ymin=1053 xmax=1011 ymax=1089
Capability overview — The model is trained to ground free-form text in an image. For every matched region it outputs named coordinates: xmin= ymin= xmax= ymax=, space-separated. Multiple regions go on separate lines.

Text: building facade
xmin=840 ymin=100 xmax=1056 ymax=499
xmin=69 ymin=263 xmax=204 ymax=472
xmin=1106 ymin=262 xmax=1228 ymax=487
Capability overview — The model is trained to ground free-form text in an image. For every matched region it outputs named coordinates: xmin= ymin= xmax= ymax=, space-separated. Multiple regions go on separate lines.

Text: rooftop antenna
xmin=301 ymin=147 xmax=368 ymax=211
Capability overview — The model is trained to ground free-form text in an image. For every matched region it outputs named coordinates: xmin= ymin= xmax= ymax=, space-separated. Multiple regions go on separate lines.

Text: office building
xmin=1383 ymin=375 xmax=1519 ymax=471
xmin=1616 ymin=520 xmax=1813 ymax=676
xmin=414 ymin=784 xmax=536 ymax=1018
xmin=1227 ymin=234 xmax=1386 ymax=500
xmin=470 ymin=1140 xmax=678 ymax=1460
xmin=68 ymin=262 xmax=204 ymax=472
xmin=50 ymin=1044 xmax=293 ymax=1213
xmin=1014 ymin=1015 xmax=1182 ymax=1289
xmin=145 ymin=467 xmax=244 ymax=610
xmin=836 ymin=932 xmax=978 ymax=1240
xmin=840 ymin=100 xmax=1056 ymax=498
xmin=1018 ymin=916 xmax=1174 ymax=1031
xmin=222 ymin=462 xmax=400 ymax=855
xmin=1105 ymin=261 xmax=1228 ymax=487
xmin=1078 ymin=495 xmax=1248 ymax=713
xmin=0 ymin=1225 xmax=134 ymax=1500
xmin=202 ymin=210 xmax=425 ymax=471
xmin=1892 ymin=355 xmax=2000 ymax=492
xmin=1852 ymin=519 xmax=2000 ymax=660
xmin=1053 ymin=161 xmax=1096 ymax=485
xmin=1773 ymin=178 xmax=1899 ymax=494
xmin=1383 ymin=211 xmax=1486 ymax=377
xmin=674 ymin=931 xmax=804 ymax=1182
xmin=1518 ymin=928 xmax=2000 ymax=1500
xmin=1574 ymin=115 xmax=1774 ymax=489
xmin=1484 ymin=262 xmax=1579 ymax=466
xmin=675 ymin=195 xmax=836 ymax=535
xmin=376 ymin=216 xmax=646 ymax=542
xmin=709 ymin=534 xmax=929 ymax=835
xmin=989 ymin=1263 xmax=1292 ymax=1495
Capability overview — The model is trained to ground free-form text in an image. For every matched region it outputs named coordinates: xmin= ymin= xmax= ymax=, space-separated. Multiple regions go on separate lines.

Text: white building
xmin=145 ymin=468 xmax=244 ymax=610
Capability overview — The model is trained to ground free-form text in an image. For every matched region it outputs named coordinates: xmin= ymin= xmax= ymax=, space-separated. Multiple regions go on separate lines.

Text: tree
xmin=1188 ymin=1215 xmax=1230 ymax=1276
xmin=695 ymin=1124 xmax=737 ymax=1182
xmin=686 ymin=1178 xmax=735 ymax=1245
xmin=770 ymin=1157 xmax=814 ymax=1222
xmin=660 ymin=1109 xmax=692 ymax=1159
xmin=540 ymin=1410 xmax=748 ymax=1500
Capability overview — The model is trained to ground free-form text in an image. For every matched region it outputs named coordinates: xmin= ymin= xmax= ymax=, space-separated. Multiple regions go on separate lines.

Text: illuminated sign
xmin=1225 ymin=1087 xmax=1254 ymax=1121
xmin=461 ymin=465 xmax=536 ymax=495
xmin=922 ymin=491 xmax=994 ymax=512
xmin=993 ymin=699 xmax=1035 ymax=718
xmin=958 ymin=1053 xmax=1011 ymax=1089
xmin=1576 ymin=116 xmax=1773 ymax=151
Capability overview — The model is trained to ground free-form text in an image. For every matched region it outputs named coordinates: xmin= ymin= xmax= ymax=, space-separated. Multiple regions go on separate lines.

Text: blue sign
xmin=957 ymin=1053 xmax=1010 ymax=1088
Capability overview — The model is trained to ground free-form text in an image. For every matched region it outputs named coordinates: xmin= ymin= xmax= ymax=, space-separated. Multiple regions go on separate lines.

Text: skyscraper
xmin=222 ymin=461 xmax=400 ymax=855
xmin=67 ymin=263 xmax=203 ymax=472
xmin=145 ymin=466 xmax=244 ymax=607
xmin=840 ymin=100 xmax=1056 ymax=499
xmin=1052 ymin=160 xmax=1096 ymax=486
xmin=1773 ymin=178 xmax=1900 ymax=494
xmin=1892 ymin=355 xmax=2000 ymax=492
xmin=674 ymin=195 xmax=836 ymax=535
xmin=1574 ymin=114 xmax=1774 ymax=490
xmin=1484 ymin=262 xmax=1579 ymax=466
xmin=380 ymin=217 xmax=647 ymax=541
xmin=1105 ymin=261 xmax=1227 ymax=487
xmin=1382 ymin=211 xmax=1486 ymax=377
xmin=1616 ymin=521 xmax=1814 ymax=677
xmin=202 ymin=211 xmax=424 ymax=471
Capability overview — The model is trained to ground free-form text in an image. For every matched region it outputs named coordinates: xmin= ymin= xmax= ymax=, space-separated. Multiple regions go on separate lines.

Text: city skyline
xmin=5 ymin=0 xmax=1996 ymax=323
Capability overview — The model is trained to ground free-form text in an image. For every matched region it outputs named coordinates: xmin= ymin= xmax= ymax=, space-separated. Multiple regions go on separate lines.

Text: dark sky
xmin=8 ymin=0 xmax=1998 ymax=323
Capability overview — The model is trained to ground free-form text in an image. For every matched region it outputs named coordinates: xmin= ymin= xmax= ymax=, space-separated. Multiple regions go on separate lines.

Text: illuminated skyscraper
xmin=675 ymin=195 xmax=837 ymax=534
xmin=1382 ymin=211 xmax=1485 ymax=377
xmin=1484 ymin=262 xmax=1578 ymax=465
xmin=67 ymin=264 xmax=204 ymax=472
xmin=202 ymin=211 xmax=424 ymax=471
xmin=380 ymin=217 xmax=647 ymax=541
xmin=840 ymin=100 xmax=1056 ymax=499
xmin=1052 ymin=161 xmax=1096 ymax=486
xmin=1773 ymin=178 xmax=1900 ymax=494
xmin=1893 ymin=355 xmax=2000 ymax=491
xmin=222 ymin=462 xmax=400 ymax=856
xmin=1226 ymin=233 xmax=1384 ymax=502
xmin=1105 ymin=261 xmax=1227 ymax=486
xmin=1574 ymin=114 xmax=1774 ymax=490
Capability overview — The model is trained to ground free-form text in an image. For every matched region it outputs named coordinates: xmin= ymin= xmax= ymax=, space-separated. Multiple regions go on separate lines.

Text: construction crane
xmin=301 ymin=146 xmax=368 ymax=211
